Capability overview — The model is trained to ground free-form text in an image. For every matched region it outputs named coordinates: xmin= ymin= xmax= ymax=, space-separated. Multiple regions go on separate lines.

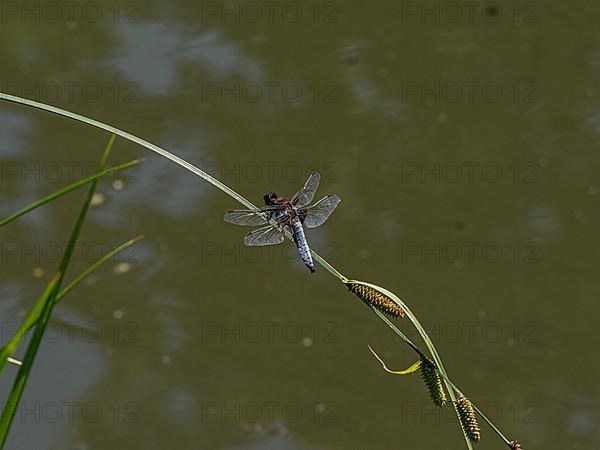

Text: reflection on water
xmin=0 ymin=304 xmax=106 ymax=450
xmin=108 ymin=23 xmax=263 ymax=95
xmin=0 ymin=111 xmax=34 ymax=158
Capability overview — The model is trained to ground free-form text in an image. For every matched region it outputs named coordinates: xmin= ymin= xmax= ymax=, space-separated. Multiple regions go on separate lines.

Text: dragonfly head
xmin=263 ymin=191 xmax=278 ymax=206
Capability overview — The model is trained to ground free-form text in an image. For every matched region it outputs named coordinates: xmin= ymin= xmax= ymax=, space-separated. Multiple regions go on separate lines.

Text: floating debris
xmin=113 ymin=262 xmax=131 ymax=274
xmin=90 ymin=192 xmax=106 ymax=206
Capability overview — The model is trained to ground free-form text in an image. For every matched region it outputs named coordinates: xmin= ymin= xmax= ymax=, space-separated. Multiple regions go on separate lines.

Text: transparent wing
xmin=301 ymin=195 xmax=341 ymax=228
xmin=224 ymin=207 xmax=282 ymax=226
xmin=291 ymin=172 xmax=320 ymax=208
xmin=243 ymin=226 xmax=285 ymax=246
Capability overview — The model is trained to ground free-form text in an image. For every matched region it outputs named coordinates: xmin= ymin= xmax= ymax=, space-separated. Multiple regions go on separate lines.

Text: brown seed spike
xmin=346 ymin=282 xmax=405 ymax=318
xmin=456 ymin=395 xmax=481 ymax=443
xmin=420 ymin=357 xmax=446 ymax=407
xmin=508 ymin=440 xmax=523 ymax=450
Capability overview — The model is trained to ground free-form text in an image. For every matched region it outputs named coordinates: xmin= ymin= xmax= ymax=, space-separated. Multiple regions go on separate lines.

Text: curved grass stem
xmin=0 ymin=92 xmax=514 ymax=449
xmin=371 ymin=307 xmax=511 ymax=446
xmin=0 ymin=159 xmax=142 ymax=228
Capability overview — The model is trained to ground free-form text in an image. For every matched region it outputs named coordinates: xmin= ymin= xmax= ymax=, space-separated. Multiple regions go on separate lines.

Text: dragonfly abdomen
xmin=291 ymin=221 xmax=315 ymax=273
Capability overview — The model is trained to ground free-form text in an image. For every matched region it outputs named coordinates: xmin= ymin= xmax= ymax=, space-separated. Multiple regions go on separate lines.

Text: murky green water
xmin=1 ymin=1 xmax=599 ymax=449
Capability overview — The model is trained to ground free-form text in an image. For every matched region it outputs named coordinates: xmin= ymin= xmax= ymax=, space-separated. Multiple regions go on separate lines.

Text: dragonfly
xmin=223 ymin=172 xmax=341 ymax=273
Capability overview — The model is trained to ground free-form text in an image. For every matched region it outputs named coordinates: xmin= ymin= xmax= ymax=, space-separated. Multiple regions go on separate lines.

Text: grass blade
xmin=0 ymin=158 xmax=142 ymax=228
xmin=347 ymin=279 xmax=474 ymax=449
xmin=0 ymin=93 xmax=255 ymax=210
xmin=0 ymin=92 xmax=517 ymax=448
xmin=0 ymin=236 xmax=144 ymax=368
xmin=0 ymin=275 xmax=59 ymax=374
xmin=0 ymin=273 xmax=59 ymax=442
xmin=55 ymin=235 xmax=144 ymax=303
xmin=0 ymin=135 xmax=116 ymax=449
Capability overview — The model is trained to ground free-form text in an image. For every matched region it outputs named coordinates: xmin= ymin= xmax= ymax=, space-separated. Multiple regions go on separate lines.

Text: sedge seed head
xmin=346 ymin=282 xmax=405 ymax=318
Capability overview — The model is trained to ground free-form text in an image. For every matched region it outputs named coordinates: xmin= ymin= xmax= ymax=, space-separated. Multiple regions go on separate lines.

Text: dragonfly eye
xmin=263 ymin=191 xmax=278 ymax=205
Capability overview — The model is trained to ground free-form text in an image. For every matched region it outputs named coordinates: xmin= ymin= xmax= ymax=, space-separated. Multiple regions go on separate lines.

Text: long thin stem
xmin=0 ymin=236 xmax=144 ymax=354
xmin=373 ymin=307 xmax=511 ymax=446
xmin=350 ymin=279 xmax=473 ymax=449
xmin=0 ymin=92 xmax=513 ymax=449
xmin=0 ymin=93 xmax=256 ymax=210
xmin=0 ymin=135 xmax=115 ymax=449
xmin=0 ymin=159 xmax=142 ymax=228
xmin=0 ymin=93 xmax=347 ymax=282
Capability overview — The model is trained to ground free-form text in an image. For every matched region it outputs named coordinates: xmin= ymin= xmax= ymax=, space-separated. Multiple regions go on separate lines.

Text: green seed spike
xmin=456 ymin=395 xmax=481 ymax=443
xmin=420 ymin=356 xmax=447 ymax=407
xmin=346 ymin=282 xmax=405 ymax=318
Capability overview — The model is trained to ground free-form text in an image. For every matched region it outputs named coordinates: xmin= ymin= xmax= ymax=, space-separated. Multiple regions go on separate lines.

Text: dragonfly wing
xmin=224 ymin=208 xmax=281 ymax=226
xmin=291 ymin=172 xmax=320 ymax=208
xmin=244 ymin=226 xmax=285 ymax=246
xmin=301 ymin=195 xmax=341 ymax=228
